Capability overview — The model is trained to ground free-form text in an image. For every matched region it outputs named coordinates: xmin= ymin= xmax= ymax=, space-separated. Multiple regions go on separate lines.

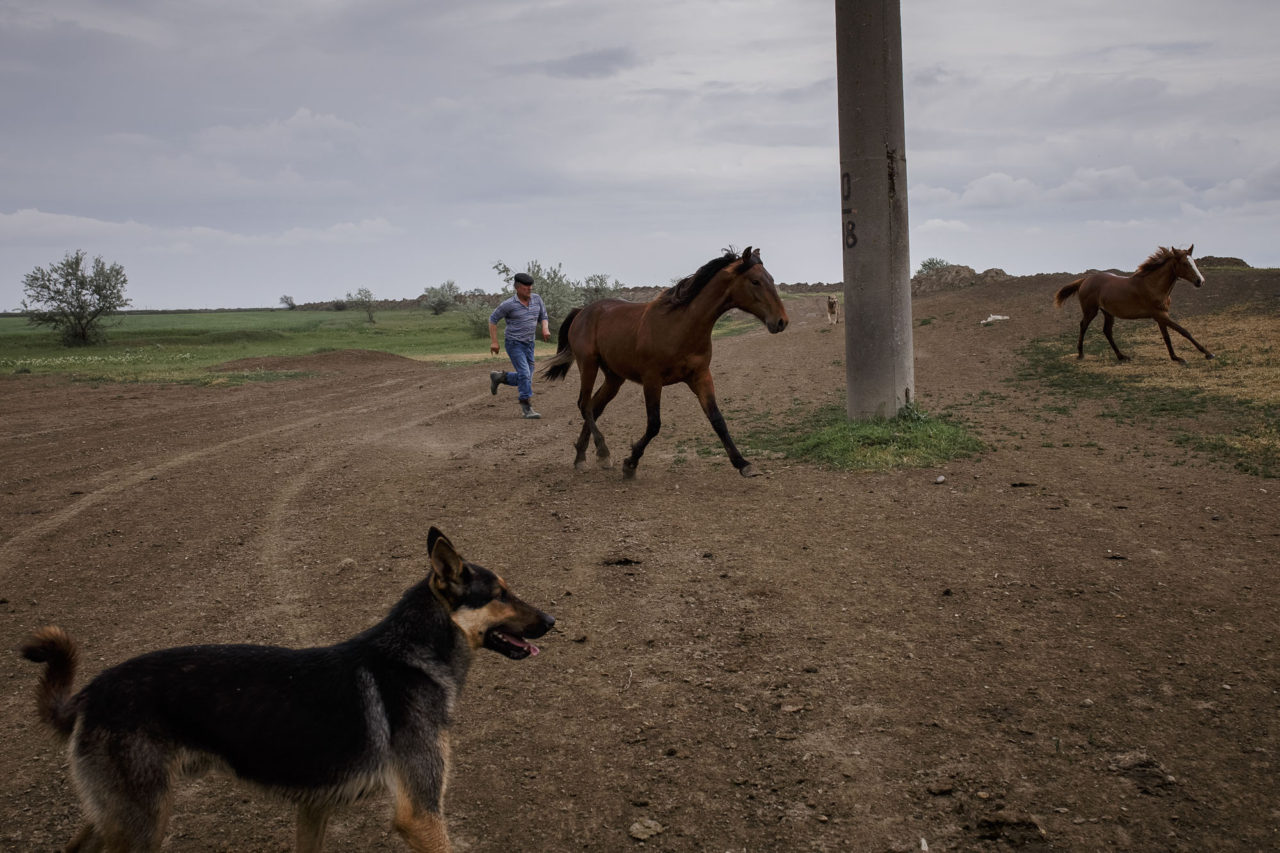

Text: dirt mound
xmin=1198 ymin=255 xmax=1250 ymax=268
xmin=911 ymin=264 xmax=1011 ymax=295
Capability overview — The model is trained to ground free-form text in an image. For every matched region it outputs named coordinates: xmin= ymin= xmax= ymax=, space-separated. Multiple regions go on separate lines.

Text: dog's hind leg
xmin=71 ymin=737 xmax=173 ymax=852
xmin=296 ymin=803 xmax=333 ymax=853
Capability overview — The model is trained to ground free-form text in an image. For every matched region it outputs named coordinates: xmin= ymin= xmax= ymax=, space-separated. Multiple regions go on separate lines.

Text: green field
xmin=0 ymin=302 xmax=777 ymax=385
xmin=0 ymin=309 xmax=517 ymax=383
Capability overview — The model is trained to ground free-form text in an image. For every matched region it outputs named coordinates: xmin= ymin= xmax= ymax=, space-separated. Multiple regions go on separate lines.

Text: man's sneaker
xmin=520 ymin=401 xmax=541 ymax=419
xmin=490 ymin=371 xmax=503 ymax=395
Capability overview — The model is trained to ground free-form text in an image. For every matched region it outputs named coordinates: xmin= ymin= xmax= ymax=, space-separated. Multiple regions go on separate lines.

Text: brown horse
xmin=539 ymin=247 xmax=789 ymax=479
xmin=1054 ymin=245 xmax=1213 ymax=363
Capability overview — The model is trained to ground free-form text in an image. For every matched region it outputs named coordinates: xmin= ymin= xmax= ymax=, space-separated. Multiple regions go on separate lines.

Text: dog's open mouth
xmin=484 ymin=627 xmax=540 ymax=660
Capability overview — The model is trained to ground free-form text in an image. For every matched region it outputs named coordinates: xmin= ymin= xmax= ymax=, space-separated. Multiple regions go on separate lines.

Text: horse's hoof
xmin=622 ymin=463 xmax=637 ymax=480
xmin=597 ymin=455 xmax=612 ymax=469
xmin=739 ymin=464 xmax=760 ymax=478
xmin=574 ymin=458 xmax=589 ymax=472
xmin=1206 ymin=352 xmax=1216 ymax=360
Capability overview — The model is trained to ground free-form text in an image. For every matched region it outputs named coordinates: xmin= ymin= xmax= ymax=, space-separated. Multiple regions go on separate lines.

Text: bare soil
xmin=2 ymin=270 xmax=1277 ymax=851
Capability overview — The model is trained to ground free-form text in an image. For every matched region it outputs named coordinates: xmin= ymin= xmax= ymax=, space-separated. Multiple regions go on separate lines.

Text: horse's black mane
xmin=661 ymin=250 xmax=752 ymax=308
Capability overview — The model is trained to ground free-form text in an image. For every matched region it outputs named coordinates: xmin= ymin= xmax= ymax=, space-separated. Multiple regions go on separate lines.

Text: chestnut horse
xmin=540 ymin=247 xmax=789 ymax=479
xmin=1054 ymin=245 xmax=1213 ymax=363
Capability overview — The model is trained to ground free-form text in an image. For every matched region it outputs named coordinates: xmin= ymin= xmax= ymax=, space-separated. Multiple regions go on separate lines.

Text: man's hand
xmin=490 ymin=341 xmax=500 ymax=355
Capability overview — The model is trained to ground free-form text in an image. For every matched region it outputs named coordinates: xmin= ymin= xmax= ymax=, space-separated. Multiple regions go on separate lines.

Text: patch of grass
xmin=742 ymin=402 xmax=985 ymax=471
xmin=1019 ymin=310 xmax=1279 ymax=477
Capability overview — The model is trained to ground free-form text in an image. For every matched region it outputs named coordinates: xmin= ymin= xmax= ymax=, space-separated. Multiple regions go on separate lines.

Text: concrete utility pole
xmin=835 ymin=0 xmax=915 ymax=419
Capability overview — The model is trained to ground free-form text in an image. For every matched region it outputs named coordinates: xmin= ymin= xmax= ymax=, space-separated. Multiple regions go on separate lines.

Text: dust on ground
xmin=1 ymin=269 xmax=1277 ymax=851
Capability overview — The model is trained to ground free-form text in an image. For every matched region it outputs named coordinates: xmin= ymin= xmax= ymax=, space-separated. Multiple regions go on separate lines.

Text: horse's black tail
xmin=1054 ymin=279 xmax=1083 ymax=308
xmin=540 ymin=307 xmax=580 ymax=382
xmin=20 ymin=626 xmax=81 ymax=738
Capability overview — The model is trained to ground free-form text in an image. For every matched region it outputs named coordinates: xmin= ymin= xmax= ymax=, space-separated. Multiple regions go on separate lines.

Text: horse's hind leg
xmin=1101 ymin=311 xmax=1129 ymax=361
xmin=572 ymin=363 xmax=600 ymax=471
xmin=1076 ymin=306 xmax=1098 ymax=359
xmin=585 ymin=373 xmax=623 ymax=469
xmin=622 ymin=382 xmax=662 ymax=480
xmin=574 ymin=363 xmax=619 ymax=471
xmin=1158 ymin=315 xmax=1215 ymax=361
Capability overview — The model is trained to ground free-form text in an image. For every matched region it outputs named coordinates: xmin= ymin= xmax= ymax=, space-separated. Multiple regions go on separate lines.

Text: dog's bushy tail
xmin=20 ymin=626 xmax=80 ymax=737
xmin=1054 ymin=279 xmax=1083 ymax=308
xmin=539 ymin=307 xmax=580 ymax=382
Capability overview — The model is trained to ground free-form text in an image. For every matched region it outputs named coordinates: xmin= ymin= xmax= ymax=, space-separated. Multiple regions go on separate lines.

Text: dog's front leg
xmin=392 ymin=786 xmax=451 ymax=853
xmin=296 ymin=803 xmax=332 ymax=853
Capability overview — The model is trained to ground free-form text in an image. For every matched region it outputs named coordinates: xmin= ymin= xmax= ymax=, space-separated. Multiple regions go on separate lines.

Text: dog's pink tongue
xmin=504 ymin=632 xmax=538 ymax=655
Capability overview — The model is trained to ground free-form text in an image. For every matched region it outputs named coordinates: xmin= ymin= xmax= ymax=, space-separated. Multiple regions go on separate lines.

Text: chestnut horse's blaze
xmin=1054 ymin=245 xmax=1213 ymax=363
xmin=539 ymin=247 xmax=789 ymax=479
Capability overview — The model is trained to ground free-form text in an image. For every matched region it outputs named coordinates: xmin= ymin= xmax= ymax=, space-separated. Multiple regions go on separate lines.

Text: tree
xmin=21 ymin=250 xmax=131 ymax=346
xmin=422 ymin=280 xmax=460 ymax=315
xmin=491 ymin=260 xmax=623 ymax=335
xmin=346 ymin=287 xmax=376 ymax=323
xmin=279 ymin=295 xmax=297 ymax=310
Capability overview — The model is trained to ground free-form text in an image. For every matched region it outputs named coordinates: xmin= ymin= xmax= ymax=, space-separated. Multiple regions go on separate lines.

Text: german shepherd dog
xmin=825 ymin=294 xmax=840 ymax=325
xmin=20 ymin=527 xmax=554 ymax=853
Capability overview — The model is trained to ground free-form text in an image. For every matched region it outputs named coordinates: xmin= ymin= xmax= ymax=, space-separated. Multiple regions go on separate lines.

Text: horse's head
xmin=1175 ymin=244 xmax=1205 ymax=288
xmin=726 ymin=247 xmax=789 ymax=333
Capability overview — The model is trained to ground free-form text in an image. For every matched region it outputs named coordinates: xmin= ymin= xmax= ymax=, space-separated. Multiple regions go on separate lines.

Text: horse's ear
xmin=1188 ymin=244 xmax=1194 ymax=256
xmin=741 ymin=246 xmax=753 ymax=260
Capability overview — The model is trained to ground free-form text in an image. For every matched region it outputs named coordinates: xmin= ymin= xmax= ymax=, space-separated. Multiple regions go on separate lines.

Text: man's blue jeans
xmin=501 ymin=338 xmax=536 ymax=401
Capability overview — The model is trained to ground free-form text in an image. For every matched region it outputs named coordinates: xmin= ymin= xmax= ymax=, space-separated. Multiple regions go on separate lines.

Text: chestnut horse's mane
xmin=1135 ymin=246 xmax=1180 ymax=276
xmin=661 ymin=249 xmax=757 ymax=308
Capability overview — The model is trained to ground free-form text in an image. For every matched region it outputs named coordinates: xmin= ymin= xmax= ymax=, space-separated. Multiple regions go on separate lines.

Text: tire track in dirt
xmin=0 ymin=373 xmax=476 ymax=566
xmin=252 ymin=380 xmax=515 ymax=633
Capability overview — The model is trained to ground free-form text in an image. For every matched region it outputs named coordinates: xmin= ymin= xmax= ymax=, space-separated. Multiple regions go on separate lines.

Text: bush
xmin=916 ymin=257 xmax=951 ymax=276
xmin=422 ymin=280 xmax=460 ymax=315
xmin=21 ymin=250 xmax=131 ymax=346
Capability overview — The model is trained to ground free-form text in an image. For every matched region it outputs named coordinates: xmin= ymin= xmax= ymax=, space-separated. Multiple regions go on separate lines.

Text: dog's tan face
xmin=428 ymin=529 xmax=555 ymax=659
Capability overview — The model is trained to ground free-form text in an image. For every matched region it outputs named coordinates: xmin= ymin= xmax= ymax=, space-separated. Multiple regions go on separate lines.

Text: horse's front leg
xmin=1159 ymin=316 xmax=1215 ymax=361
xmin=689 ymin=373 xmax=759 ymax=478
xmin=622 ymin=382 xmax=663 ymax=480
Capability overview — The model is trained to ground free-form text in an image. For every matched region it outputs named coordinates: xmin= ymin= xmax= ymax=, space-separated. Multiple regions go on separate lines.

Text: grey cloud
xmin=516 ymin=47 xmax=641 ymax=80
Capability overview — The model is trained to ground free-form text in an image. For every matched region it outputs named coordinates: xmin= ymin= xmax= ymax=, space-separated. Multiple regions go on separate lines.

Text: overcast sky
xmin=2 ymin=1 xmax=1277 ymax=310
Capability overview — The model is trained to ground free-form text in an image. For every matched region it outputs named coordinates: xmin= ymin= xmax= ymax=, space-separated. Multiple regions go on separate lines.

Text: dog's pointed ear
xmin=428 ymin=527 xmax=468 ymax=599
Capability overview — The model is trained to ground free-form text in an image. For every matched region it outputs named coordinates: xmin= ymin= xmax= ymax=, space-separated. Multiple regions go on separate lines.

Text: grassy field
xmin=1019 ymin=307 xmax=1280 ymax=477
xmin=0 ymin=299 xmax=783 ymax=385
xmin=0 ymin=309 xmax=509 ymax=383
